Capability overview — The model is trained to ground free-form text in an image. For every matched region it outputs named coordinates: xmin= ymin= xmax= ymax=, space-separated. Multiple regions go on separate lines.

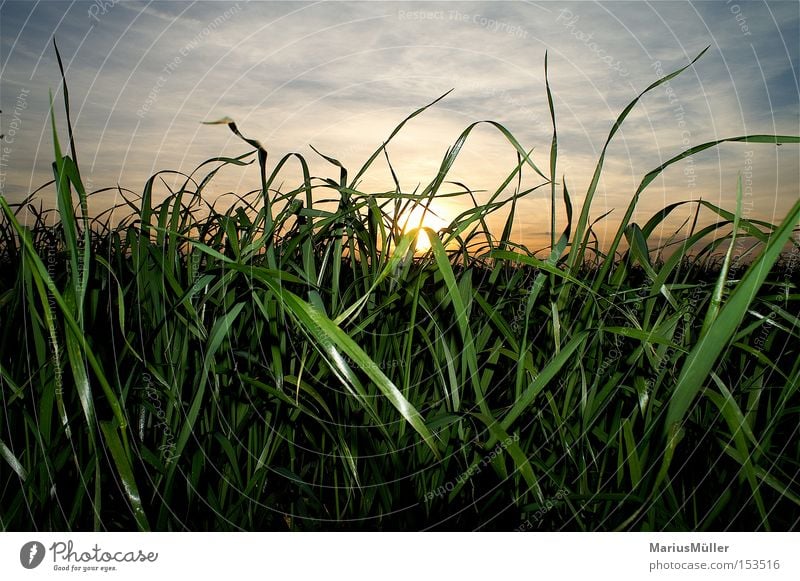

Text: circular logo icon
xmin=20 ymin=541 xmax=46 ymax=569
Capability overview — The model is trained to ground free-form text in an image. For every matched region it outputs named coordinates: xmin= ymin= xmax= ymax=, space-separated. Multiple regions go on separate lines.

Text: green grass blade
xmin=99 ymin=421 xmax=150 ymax=531
xmin=665 ymin=197 xmax=800 ymax=432
xmin=260 ymin=278 xmax=441 ymax=460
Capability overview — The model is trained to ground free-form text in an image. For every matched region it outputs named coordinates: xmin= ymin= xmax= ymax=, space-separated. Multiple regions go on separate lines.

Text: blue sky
xmin=1 ymin=0 xmax=797 ymax=250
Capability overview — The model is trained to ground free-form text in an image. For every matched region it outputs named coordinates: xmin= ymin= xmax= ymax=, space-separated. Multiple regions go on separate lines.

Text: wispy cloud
xmin=1 ymin=1 xmax=796 ymax=247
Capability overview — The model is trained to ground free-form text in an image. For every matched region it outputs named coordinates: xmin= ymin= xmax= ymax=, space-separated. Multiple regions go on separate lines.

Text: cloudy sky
xmin=1 ymin=1 xmax=798 ymax=250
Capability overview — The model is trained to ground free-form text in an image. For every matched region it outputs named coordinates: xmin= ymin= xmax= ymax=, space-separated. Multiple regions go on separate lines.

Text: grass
xmin=1 ymin=46 xmax=799 ymax=531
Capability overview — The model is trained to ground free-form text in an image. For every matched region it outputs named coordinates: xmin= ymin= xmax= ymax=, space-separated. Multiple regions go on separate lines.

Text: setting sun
xmin=400 ymin=204 xmax=450 ymax=252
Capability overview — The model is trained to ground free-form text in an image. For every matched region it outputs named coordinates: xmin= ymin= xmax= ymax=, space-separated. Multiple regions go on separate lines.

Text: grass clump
xmin=1 ymin=47 xmax=799 ymax=531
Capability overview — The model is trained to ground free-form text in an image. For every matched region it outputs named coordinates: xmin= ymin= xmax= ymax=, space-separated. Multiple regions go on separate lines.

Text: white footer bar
xmin=1 ymin=532 xmax=796 ymax=580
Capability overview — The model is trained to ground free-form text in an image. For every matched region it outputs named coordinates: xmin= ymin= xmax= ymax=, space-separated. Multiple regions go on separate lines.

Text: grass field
xmin=1 ymin=48 xmax=799 ymax=531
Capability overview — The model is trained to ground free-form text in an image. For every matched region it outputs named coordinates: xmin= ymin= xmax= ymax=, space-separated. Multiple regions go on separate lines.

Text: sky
xmin=1 ymin=0 xmax=798 ymax=252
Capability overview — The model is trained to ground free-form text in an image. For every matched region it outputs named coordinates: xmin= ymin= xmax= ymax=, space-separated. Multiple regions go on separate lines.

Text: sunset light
xmin=1 ymin=0 xmax=798 ymax=553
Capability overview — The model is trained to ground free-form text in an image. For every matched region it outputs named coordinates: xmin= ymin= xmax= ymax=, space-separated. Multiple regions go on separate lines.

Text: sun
xmin=401 ymin=204 xmax=449 ymax=252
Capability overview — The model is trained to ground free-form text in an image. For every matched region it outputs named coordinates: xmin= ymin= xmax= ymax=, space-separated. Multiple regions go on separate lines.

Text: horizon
xmin=1 ymin=1 xmax=798 ymax=251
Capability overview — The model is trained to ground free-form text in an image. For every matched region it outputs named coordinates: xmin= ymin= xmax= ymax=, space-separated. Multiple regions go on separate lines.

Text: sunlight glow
xmin=401 ymin=204 xmax=450 ymax=252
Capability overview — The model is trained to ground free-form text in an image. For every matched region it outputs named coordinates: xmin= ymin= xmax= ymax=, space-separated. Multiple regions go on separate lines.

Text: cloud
xmin=0 ymin=0 xmax=796 ymax=246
